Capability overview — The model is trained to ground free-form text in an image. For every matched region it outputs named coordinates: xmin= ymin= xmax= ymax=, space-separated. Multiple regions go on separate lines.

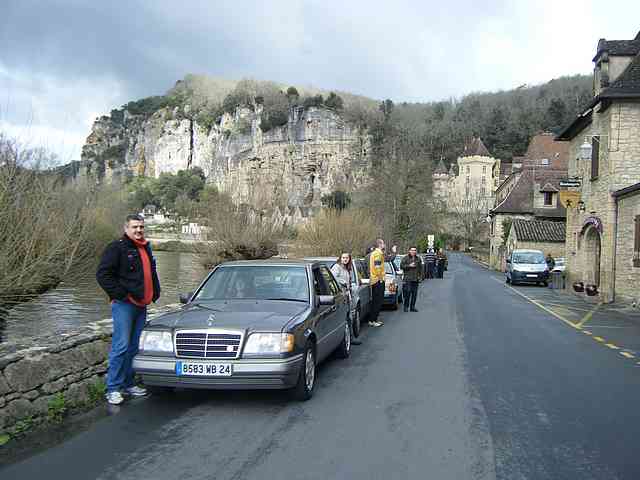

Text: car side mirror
xmin=318 ymin=295 xmax=335 ymax=306
xmin=397 ymin=269 xmax=403 ymax=275
xmin=506 ymin=259 xmax=511 ymax=264
xmin=360 ymin=278 xmax=370 ymax=285
xmin=179 ymin=291 xmax=194 ymax=304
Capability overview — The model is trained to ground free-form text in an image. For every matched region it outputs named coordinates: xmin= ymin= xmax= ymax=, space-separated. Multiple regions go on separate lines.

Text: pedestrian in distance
xmin=424 ymin=247 xmax=436 ymax=279
xmin=96 ymin=214 xmax=161 ymax=405
xmin=546 ymin=253 xmax=556 ymax=271
xmin=436 ymin=248 xmax=447 ymax=279
xmin=400 ymin=246 xmax=423 ymax=312
xmin=331 ymin=253 xmax=362 ymax=345
xmin=368 ymin=239 xmax=397 ymax=327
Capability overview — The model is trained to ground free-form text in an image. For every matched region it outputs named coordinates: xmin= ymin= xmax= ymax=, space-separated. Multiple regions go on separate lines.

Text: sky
xmin=1 ymin=0 xmax=639 ymax=163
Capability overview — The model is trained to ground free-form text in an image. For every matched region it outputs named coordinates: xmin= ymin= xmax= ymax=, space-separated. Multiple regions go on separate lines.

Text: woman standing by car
xmin=331 ymin=253 xmax=362 ymax=345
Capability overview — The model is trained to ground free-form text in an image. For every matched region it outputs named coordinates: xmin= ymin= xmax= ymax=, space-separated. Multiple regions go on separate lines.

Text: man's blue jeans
xmin=107 ymin=300 xmax=147 ymax=393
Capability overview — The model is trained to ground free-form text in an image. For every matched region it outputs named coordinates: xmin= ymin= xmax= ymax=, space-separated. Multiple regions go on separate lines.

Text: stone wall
xmin=0 ymin=319 xmax=113 ymax=435
xmin=565 ymin=102 xmax=640 ymax=302
xmin=615 ymin=192 xmax=640 ymax=304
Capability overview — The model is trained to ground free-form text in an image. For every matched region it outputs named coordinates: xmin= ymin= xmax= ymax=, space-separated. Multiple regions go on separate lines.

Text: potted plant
xmin=585 ymin=284 xmax=599 ymax=296
xmin=572 ymin=281 xmax=584 ymax=293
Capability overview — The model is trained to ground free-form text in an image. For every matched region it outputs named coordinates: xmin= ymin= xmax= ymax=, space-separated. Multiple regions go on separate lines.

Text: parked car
xmin=505 ymin=249 xmax=550 ymax=286
xmin=552 ymin=257 xmax=566 ymax=273
xmin=383 ymin=260 xmax=403 ymax=309
xmin=133 ymin=260 xmax=351 ymax=401
xmin=303 ymin=257 xmax=372 ymax=337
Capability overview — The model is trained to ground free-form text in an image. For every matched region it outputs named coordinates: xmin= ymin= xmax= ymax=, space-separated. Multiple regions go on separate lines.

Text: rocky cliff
xmin=80 ymin=103 xmax=370 ymax=210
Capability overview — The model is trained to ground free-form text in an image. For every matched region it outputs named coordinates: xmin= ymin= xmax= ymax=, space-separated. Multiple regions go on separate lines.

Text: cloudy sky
xmin=1 ymin=0 xmax=639 ymax=162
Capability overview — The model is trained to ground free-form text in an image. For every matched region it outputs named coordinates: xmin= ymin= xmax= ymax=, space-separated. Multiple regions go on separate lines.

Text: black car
xmin=133 ymin=260 xmax=351 ymax=401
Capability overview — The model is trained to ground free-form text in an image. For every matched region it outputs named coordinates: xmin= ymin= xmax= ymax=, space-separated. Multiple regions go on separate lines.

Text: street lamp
xmin=579 ymin=138 xmax=592 ymax=161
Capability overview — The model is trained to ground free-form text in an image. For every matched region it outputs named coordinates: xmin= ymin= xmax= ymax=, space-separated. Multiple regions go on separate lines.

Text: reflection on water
xmin=0 ymin=251 xmax=208 ymax=342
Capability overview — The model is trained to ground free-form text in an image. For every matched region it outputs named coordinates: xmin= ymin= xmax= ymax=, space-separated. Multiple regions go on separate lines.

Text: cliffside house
xmin=556 ymin=30 xmax=640 ymax=304
xmin=506 ymin=219 xmax=567 ymax=261
xmin=488 ymin=133 xmax=569 ymax=270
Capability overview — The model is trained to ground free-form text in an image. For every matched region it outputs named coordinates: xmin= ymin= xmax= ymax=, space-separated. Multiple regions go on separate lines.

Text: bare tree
xmin=447 ymin=189 xmax=491 ymax=247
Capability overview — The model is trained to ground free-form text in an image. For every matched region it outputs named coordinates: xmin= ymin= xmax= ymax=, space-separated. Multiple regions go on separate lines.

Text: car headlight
xmin=139 ymin=330 xmax=174 ymax=353
xmin=243 ymin=333 xmax=294 ymax=355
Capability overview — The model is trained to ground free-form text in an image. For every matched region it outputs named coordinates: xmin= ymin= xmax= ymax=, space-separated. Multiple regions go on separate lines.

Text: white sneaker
xmin=105 ymin=391 xmax=124 ymax=405
xmin=124 ymin=385 xmax=148 ymax=397
xmin=368 ymin=320 xmax=383 ymax=327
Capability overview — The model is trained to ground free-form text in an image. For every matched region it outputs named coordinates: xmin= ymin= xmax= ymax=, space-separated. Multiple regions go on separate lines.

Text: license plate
xmin=175 ymin=361 xmax=233 ymax=377
xmin=526 ymin=274 xmax=538 ymax=278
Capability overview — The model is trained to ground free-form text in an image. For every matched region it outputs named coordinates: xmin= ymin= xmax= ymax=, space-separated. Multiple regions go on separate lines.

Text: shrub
xmin=303 ymin=95 xmax=324 ymax=109
xmin=198 ymin=197 xmax=283 ymax=268
xmin=47 ymin=393 xmax=67 ymax=423
xmin=325 ymin=92 xmax=344 ymax=111
xmin=293 ymin=208 xmax=377 ymax=257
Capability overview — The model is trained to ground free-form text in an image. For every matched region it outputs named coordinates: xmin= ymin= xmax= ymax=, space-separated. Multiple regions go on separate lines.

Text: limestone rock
xmin=0 ymin=373 xmax=10 ymax=396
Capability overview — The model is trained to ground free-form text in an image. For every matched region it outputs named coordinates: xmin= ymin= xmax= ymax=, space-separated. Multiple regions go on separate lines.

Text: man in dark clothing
xmin=400 ymin=246 xmax=423 ymax=312
xmin=546 ymin=254 xmax=556 ymax=271
xmin=424 ymin=248 xmax=436 ymax=279
xmin=96 ymin=214 xmax=161 ymax=405
xmin=436 ymin=249 xmax=447 ymax=279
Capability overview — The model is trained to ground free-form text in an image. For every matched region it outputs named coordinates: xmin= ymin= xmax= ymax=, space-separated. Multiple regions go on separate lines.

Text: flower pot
xmin=572 ymin=282 xmax=584 ymax=293
xmin=585 ymin=284 xmax=599 ymax=296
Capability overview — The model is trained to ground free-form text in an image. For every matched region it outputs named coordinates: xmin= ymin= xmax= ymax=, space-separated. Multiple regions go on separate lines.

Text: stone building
xmin=488 ymin=133 xmax=569 ymax=270
xmin=506 ymin=219 xmax=566 ymax=260
xmin=431 ymin=137 xmax=500 ymax=210
xmin=556 ymin=30 xmax=640 ymax=304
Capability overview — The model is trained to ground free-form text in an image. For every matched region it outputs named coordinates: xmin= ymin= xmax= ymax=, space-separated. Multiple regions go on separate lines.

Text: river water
xmin=0 ymin=251 xmax=208 ymax=343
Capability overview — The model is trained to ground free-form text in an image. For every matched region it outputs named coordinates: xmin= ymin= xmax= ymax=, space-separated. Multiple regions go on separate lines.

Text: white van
xmin=505 ymin=249 xmax=550 ymax=286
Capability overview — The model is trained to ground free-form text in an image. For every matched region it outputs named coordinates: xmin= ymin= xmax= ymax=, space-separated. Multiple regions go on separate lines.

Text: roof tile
xmin=513 ymin=219 xmax=566 ymax=243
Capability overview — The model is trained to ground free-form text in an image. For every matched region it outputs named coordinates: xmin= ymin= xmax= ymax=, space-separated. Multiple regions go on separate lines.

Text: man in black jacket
xmin=96 ymin=214 xmax=161 ymax=405
xmin=400 ymin=246 xmax=423 ymax=312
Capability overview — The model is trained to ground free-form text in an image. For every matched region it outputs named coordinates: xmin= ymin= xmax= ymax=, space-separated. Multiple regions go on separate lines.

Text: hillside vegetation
xmin=107 ymin=73 xmax=592 ymax=165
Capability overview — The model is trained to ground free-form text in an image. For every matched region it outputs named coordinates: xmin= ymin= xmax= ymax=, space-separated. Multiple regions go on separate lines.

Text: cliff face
xmin=80 ymin=104 xmax=370 ymax=210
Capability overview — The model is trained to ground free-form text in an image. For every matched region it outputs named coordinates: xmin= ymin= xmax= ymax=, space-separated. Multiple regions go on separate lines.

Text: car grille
xmin=174 ymin=329 xmax=243 ymax=359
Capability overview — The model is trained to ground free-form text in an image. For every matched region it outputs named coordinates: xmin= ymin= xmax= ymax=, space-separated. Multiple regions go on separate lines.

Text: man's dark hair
xmin=125 ymin=214 xmax=144 ymax=225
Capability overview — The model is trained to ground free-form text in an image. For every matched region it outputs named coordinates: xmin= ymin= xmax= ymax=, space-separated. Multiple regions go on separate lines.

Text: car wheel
xmin=292 ymin=342 xmax=316 ymax=401
xmin=336 ymin=319 xmax=351 ymax=359
xmin=352 ymin=305 xmax=361 ymax=338
xmin=543 ymin=281 xmax=549 ymax=287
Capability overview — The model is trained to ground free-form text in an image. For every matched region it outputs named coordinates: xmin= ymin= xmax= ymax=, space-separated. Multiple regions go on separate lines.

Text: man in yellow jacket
xmin=368 ymin=239 xmax=396 ymax=327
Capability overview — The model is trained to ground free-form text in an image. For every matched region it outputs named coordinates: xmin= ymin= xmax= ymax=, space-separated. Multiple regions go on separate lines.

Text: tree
xmin=325 ymin=92 xmax=344 ymax=111
xmin=379 ymin=99 xmax=394 ymax=120
xmin=448 ymin=190 xmax=491 ymax=247
xmin=286 ymin=86 xmax=300 ymax=105
xmin=321 ymin=190 xmax=351 ymax=211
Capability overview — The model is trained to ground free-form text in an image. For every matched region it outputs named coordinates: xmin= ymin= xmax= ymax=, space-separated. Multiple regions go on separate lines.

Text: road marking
xmin=576 ymin=303 xmax=602 ymax=327
xmin=605 ymin=343 xmax=620 ymax=350
xmin=583 ymin=330 xmax=592 ymax=335
xmin=593 ymin=336 xmax=606 ymax=342
xmin=491 ymin=277 xmax=581 ymax=330
xmin=621 ymin=352 xmax=635 ymax=359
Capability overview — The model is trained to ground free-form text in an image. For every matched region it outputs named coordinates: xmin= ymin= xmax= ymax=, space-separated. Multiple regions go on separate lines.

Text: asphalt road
xmin=3 ymin=253 xmax=640 ymax=479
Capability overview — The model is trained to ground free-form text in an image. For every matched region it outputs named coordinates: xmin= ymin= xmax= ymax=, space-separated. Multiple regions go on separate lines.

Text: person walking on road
xmin=368 ymin=239 xmax=397 ymax=327
xmin=96 ymin=214 xmax=161 ymax=405
xmin=331 ymin=253 xmax=362 ymax=345
xmin=400 ymin=246 xmax=422 ymax=312
xmin=424 ymin=247 xmax=436 ymax=279
xmin=436 ymin=248 xmax=447 ymax=279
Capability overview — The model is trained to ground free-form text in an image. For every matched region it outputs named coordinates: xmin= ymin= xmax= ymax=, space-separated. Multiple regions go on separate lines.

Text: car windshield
xmin=555 ymin=258 xmax=565 ymax=265
xmin=194 ymin=266 xmax=309 ymax=302
xmin=393 ymin=256 xmax=403 ymax=269
xmin=384 ymin=262 xmax=395 ymax=275
xmin=512 ymin=252 xmax=545 ymax=264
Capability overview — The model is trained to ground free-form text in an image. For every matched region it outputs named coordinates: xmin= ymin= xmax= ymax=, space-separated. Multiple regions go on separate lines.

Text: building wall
xmin=489 ymin=213 xmax=533 ymax=270
xmin=565 ymin=102 xmax=640 ymax=302
xmin=615 ymin=193 xmax=640 ymax=304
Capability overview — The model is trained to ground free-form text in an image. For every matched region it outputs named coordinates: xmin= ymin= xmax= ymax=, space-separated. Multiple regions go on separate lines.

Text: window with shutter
xmin=634 ymin=215 xmax=640 ymax=267
xmin=591 ymin=136 xmax=600 ymax=180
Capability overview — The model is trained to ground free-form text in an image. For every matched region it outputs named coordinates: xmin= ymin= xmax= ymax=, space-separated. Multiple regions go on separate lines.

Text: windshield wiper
xmin=264 ymin=298 xmax=309 ymax=302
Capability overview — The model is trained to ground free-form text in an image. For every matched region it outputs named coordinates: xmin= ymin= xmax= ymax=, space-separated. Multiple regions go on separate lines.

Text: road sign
xmin=559 ymin=191 xmax=581 ymax=209
xmin=560 ymin=179 xmax=581 ymax=188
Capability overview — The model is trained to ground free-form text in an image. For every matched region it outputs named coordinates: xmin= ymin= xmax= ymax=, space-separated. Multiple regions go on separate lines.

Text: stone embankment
xmin=0 ymin=304 xmax=177 ymax=436
xmin=0 ymin=319 xmax=112 ymax=434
